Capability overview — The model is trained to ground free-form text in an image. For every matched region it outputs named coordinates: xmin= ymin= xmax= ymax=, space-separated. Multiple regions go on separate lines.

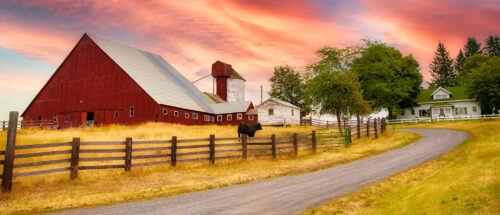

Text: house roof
xmin=88 ymin=34 xmax=251 ymax=114
xmin=257 ymin=98 xmax=300 ymax=109
xmin=416 ymin=86 xmax=470 ymax=103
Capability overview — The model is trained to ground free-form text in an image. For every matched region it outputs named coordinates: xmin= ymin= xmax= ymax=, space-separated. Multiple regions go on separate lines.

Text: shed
xmin=256 ymin=98 xmax=300 ymax=126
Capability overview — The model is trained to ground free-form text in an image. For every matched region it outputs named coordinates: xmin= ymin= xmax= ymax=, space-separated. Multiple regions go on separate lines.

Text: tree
xmin=457 ymin=54 xmax=490 ymax=84
xmin=305 ymin=46 xmax=370 ymax=128
xmin=352 ymin=42 xmax=423 ymax=119
xmin=454 ymin=49 xmax=466 ymax=85
xmin=465 ymin=56 xmax=500 ymax=114
xmin=429 ymin=42 xmax=457 ymax=87
xmin=484 ymin=35 xmax=500 ymax=56
xmin=269 ymin=65 xmax=311 ymax=116
xmin=464 ymin=37 xmax=482 ymax=57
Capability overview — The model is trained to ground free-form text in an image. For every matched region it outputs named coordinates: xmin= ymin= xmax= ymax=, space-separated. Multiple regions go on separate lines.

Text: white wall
xmin=398 ymin=101 xmax=481 ymax=119
xmin=257 ymin=101 xmax=300 ymax=125
xmin=227 ymin=78 xmax=245 ymax=102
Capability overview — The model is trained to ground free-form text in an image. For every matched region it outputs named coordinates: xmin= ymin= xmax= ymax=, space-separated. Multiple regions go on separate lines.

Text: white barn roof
xmin=257 ymin=98 xmax=300 ymax=109
xmin=88 ymin=34 xmax=250 ymax=114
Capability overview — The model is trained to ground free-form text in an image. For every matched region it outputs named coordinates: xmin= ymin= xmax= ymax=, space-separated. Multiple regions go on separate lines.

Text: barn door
xmin=81 ymin=112 xmax=87 ymax=125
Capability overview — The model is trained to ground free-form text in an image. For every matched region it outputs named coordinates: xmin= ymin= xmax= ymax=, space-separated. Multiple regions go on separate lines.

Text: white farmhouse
xmin=257 ymin=98 xmax=301 ymax=125
xmin=398 ymin=86 xmax=481 ymax=119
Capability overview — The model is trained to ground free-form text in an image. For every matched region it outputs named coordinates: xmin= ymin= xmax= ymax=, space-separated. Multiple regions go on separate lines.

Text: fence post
xmin=209 ymin=134 xmax=215 ymax=165
xmin=381 ymin=117 xmax=386 ymax=133
xmin=345 ymin=127 xmax=349 ymax=147
xmin=374 ymin=119 xmax=378 ymax=138
xmin=357 ymin=116 xmax=361 ymax=139
xmin=2 ymin=120 xmax=5 ymax=131
xmin=125 ymin=137 xmax=132 ymax=171
xmin=171 ymin=136 xmax=177 ymax=167
xmin=70 ymin=137 xmax=80 ymax=180
xmin=2 ymin=111 xmax=18 ymax=193
xmin=312 ymin=131 xmax=317 ymax=154
xmin=293 ymin=133 xmax=298 ymax=157
xmin=271 ymin=134 xmax=277 ymax=158
xmin=242 ymin=134 xmax=247 ymax=160
xmin=366 ymin=118 xmax=370 ymax=137
xmin=348 ymin=126 xmax=352 ymax=143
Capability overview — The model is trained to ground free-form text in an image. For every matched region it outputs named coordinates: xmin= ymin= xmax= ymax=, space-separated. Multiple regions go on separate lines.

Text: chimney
xmin=211 ymin=61 xmax=232 ymax=101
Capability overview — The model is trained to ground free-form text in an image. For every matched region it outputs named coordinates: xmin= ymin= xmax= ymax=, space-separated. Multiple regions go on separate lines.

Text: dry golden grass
xmin=301 ymin=120 xmax=500 ymax=215
xmin=0 ymin=123 xmax=419 ymax=214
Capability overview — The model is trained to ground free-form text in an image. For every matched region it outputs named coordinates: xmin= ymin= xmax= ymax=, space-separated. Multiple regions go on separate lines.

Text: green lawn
xmin=301 ymin=120 xmax=500 ymax=215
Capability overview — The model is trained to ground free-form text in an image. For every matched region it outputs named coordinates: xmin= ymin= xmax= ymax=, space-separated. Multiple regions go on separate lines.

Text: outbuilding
xmin=256 ymin=98 xmax=300 ymax=126
xmin=22 ymin=34 xmax=257 ymax=128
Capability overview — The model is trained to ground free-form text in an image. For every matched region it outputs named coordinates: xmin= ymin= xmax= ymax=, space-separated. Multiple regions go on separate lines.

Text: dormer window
xmin=431 ymin=87 xmax=452 ymax=100
xmin=434 ymin=94 xmax=449 ymax=100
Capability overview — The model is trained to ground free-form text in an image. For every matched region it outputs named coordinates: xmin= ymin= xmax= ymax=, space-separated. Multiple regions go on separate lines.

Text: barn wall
xmin=257 ymin=101 xmax=300 ymax=125
xmin=22 ymin=35 xmax=158 ymax=128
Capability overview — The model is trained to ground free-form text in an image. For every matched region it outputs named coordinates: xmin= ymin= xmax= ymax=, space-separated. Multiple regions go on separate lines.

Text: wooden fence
xmin=1 ymin=112 xmax=385 ymax=192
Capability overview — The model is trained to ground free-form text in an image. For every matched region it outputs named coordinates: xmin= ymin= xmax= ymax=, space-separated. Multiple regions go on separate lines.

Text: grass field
xmin=0 ymin=123 xmax=418 ymax=214
xmin=301 ymin=120 xmax=499 ymax=215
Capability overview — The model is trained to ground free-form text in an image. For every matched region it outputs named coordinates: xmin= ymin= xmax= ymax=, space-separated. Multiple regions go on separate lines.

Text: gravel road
xmin=50 ymin=129 xmax=468 ymax=215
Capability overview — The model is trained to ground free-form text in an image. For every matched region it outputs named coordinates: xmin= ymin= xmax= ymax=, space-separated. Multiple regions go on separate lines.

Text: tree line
xmin=429 ymin=35 xmax=500 ymax=113
xmin=269 ymin=41 xmax=422 ymax=125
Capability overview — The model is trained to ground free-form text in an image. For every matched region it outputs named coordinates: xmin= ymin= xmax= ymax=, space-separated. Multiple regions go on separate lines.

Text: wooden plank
xmin=247 ymin=148 xmax=270 ymax=152
xmin=125 ymin=137 xmax=132 ymax=171
xmin=214 ymin=143 xmax=241 ymax=147
xmin=14 ymin=158 xmax=71 ymax=168
xmin=15 ymin=150 xmax=72 ymax=158
xmin=215 ymin=149 xmax=241 ymax=153
xmin=171 ymin=136 xmax=177 ymax=167
xmin=297 ymin=133 xmax=311 ymax=138
xmin=133 ymin=161 xmax=170 ymax=167
xmin=241 ymin=134 xmax=247 ymax=160
xmin=276 ymin=146 xmax=293 ymax=150
xmin=133 ymin=147 xmax=171 ymax=152
xmin=13 ymin=167 xmax=70 ymax=177
xmin=80 ymin=141 xmax=124 ymax=146
xmin=177 ymin=151 xmax=210 ymax=157
xmin=132 ymin=154 xmax=170 ymax=159
xmin=209 ymin=134 xmax=215 ymax=165
xmin=0 ymin=151 xmax=4 ymax=155
xmin=276 ymin=136 xmax=293 ymax=140
xmin=177 ymin=138 xmax=210 ymax=143
xmin=276 ymin=141 xmax=293 ymax=145
xmin=70 ymin=137 xmax=80 ymax=179
xmin=79 ymin=165 xmax=125 ymax=170
xmin=214 ymin=137 xmax=239 ymax=141
xmin=80 ymin=149 xmax=125 ymax=153
xmin=2 ymin=111 xmax=17 ymax=192
xmin=271 ymin=134 xmax=276 ymax=158
xmin=247 ymin=142 xmax=271 ymax=146
xmin=252 ymin=137 xmax=271 ymax=140
xmin=177 ymin=157 xmax=209 ymax=163
xmin=248 ymin=153 xmax=272 ymax=157
xmin=215 ymin=155 xmax=241 ymax=160
xmin=177 ymin=144 xmax=209 ymax=149
xmin=133 ymin=140 xmax=171 ymax=145
xmin=80 ymin=156 xmax=125 ymax=161
xmin=15 ymin=142 xmax=72 ymax=150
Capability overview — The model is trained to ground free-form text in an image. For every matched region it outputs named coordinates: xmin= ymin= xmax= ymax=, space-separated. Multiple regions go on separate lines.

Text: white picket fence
xmin=387 ymin=114 xmax=500 ymax=124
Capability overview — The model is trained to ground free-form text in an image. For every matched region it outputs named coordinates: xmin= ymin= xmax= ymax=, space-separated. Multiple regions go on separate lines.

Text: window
xmin=419 ymin=109 xmax=428 ymax=117
xmin=455 ymin=107 xmax=468 ymax=115
xmin=249 ymin=115 xmax=254 ymax=120
xmin=291 ymin=109 xmax=294 ymax=116
xmin=227 ymin=114 xmax=232 ymax=121
xmin=434 ymin=94 xmax=449 ymax=100
xmin=217 ymin=115 xmax=222 ymax=121
xmin=192 ymin=113 xmax=198 ymax=119
xmin=401 ymin=110 xmax=405 ymax=116
xmin=411 ymin=109 xmax=415 ymax=115
xmin=268 ymin=108 xmax=274 ymax=116
xmin=38 ymin=116 xmax=41 ymax=121
xmin=115 ymin=111 xmax=119 ymax=118
xmin=53 ymin=114 xmax=57 ymax=122
xmin=204 ymin=115 xmax=210 ymax=121
xmin=473 ymin=107 xmax=477 ymax=112
xmin=174 ymin=111 xmax=179 ymax=117
xmin=185 ymin=113 xmax=189 ymax=118
xmin=65 ymin=116 xmax=69 ymax=122
xmin=211 ymin=116 xmax=215 ymax=122
xmin=130 ymin=106 xmax=134 ymax=117
xmin=237 ymin=113 xmax=242 ymax=120
xmin=163 ymin=109 xmax=167 ymax=115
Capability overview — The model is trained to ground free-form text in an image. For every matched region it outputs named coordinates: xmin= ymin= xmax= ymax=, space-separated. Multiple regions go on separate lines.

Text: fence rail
xmin=386 ymin=114 xmax=500 ymax=124
xmin=0 ymin=111 xmax=386 ymax=192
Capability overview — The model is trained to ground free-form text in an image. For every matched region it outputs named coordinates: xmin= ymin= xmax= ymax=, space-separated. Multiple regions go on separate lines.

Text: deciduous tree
xmin=269 ymin=65 xmax=311 ymax=116
xmin=465 ymin=56 xmax=500 ymax=114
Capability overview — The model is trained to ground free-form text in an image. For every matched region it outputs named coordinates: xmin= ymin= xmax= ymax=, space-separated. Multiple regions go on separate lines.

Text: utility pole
xmin=260 ymin=85 xmax=263 ymax=103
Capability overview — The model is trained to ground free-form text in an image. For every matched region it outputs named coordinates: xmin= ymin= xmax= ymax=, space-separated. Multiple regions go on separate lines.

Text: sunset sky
xmin=0 ymin=0 xmax=499 ymax=120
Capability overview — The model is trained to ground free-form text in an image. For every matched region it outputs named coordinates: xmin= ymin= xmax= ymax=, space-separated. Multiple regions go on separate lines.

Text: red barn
xmin=22 ymin=34 xmax=257 ymax=128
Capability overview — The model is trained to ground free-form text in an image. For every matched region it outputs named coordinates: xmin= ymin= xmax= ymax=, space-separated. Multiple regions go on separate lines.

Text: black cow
xmin=238 ymin=123 xmax=262 ymax=141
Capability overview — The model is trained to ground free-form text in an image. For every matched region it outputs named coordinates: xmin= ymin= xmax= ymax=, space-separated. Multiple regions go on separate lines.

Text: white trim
xmin=430 ymin=87 xmax=452 ymax=96
xmin=419 ymin=99 xmax=474 ymax=105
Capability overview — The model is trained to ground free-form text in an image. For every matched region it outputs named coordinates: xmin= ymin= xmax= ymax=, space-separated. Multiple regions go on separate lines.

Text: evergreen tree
xmin=454 ymin=49 xmax=466 ymax=85
xmin=429 ymin=42 xmax=457 ymax=87
xmin=484 ymin=35 xmax=500 ymax=56
xmin=464 ymin=37 xmax=482 ymax=57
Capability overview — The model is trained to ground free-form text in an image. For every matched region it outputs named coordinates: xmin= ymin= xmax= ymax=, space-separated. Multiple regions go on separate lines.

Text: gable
xmin=416 ymin=86 xmax=470 ymax=103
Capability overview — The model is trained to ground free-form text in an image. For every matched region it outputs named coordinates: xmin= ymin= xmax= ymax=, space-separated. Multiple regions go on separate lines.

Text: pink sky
xmin=0 ymin=0 xmax=499 ymax=119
